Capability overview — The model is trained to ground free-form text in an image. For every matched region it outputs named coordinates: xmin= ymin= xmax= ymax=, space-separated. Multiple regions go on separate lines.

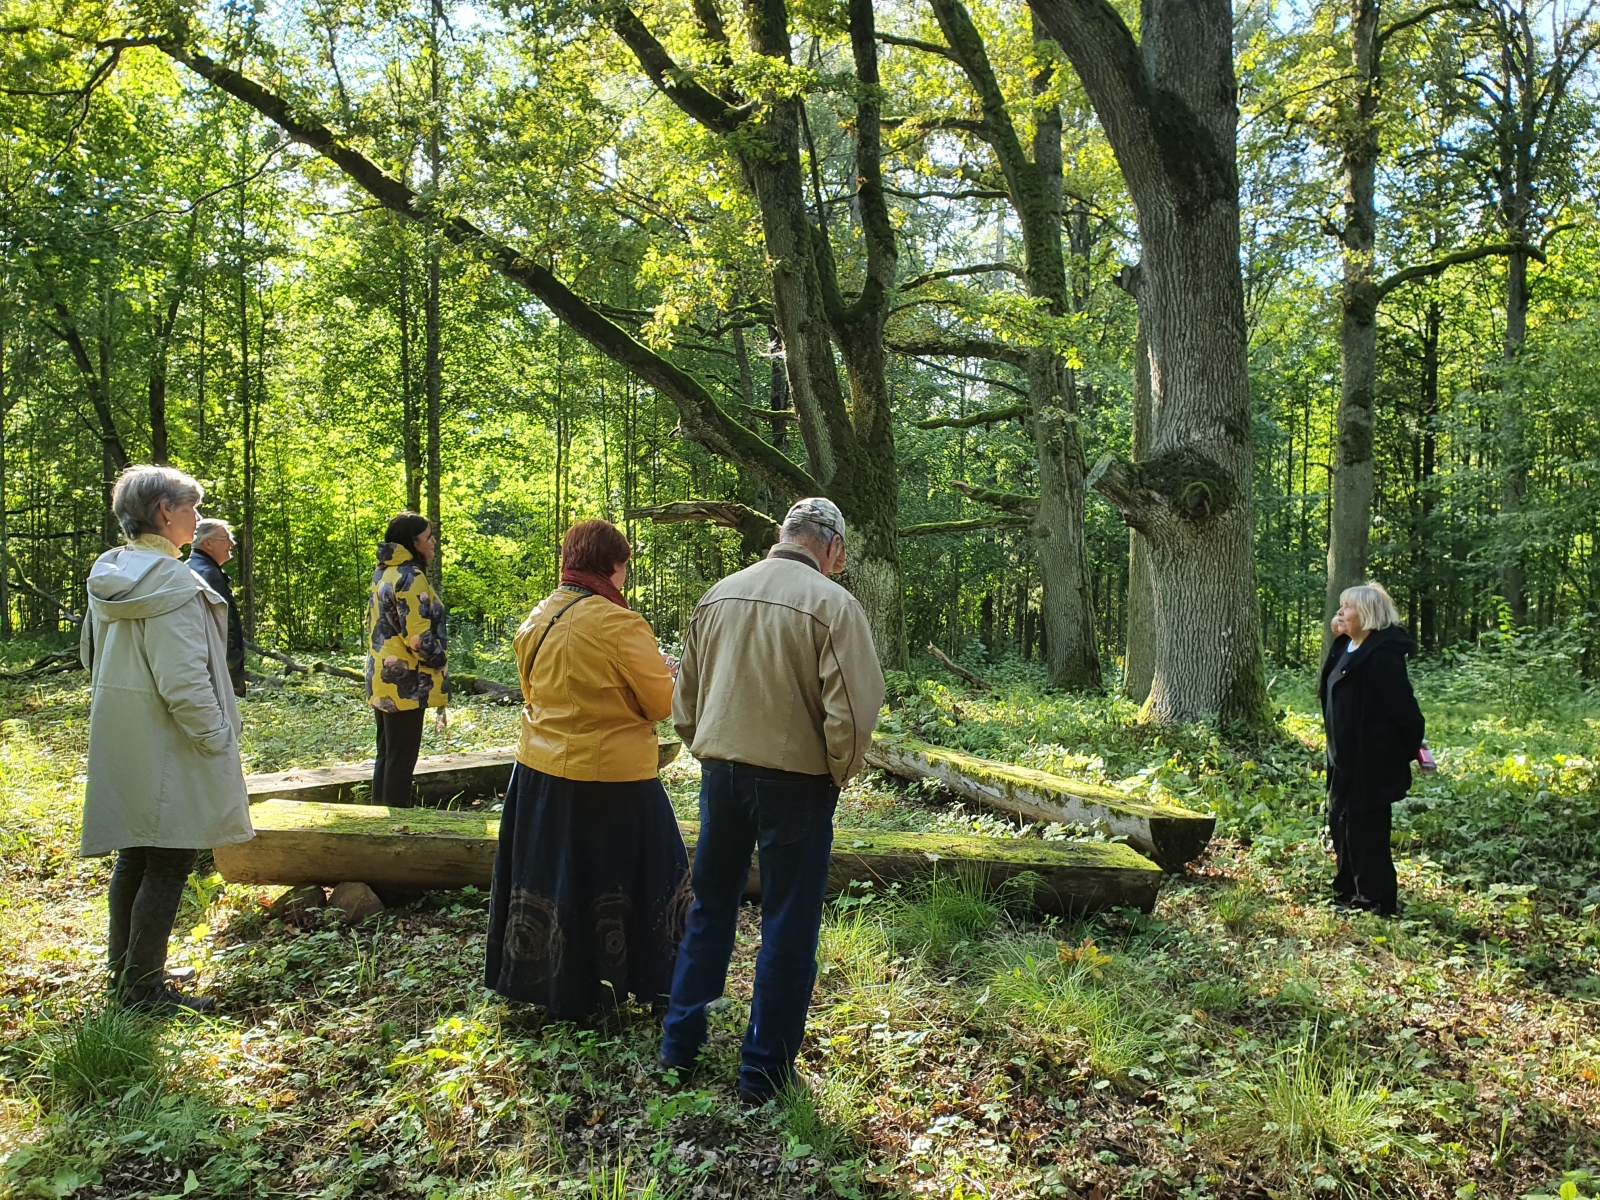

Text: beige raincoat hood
xmin=78 ymin=546 xmax=253 ymax=857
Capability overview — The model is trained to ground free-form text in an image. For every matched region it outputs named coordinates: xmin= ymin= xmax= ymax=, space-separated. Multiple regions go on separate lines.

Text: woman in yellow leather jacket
xmin=484 ymin=519 xmax=687 ymax=1020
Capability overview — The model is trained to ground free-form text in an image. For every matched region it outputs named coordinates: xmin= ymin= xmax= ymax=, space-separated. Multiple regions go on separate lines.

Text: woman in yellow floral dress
xmin=364 ymin=511 xmax=448 ymax=807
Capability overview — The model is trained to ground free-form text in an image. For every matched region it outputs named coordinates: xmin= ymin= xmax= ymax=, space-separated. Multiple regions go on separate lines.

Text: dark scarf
xmin=560 ymin=568 xmax=628 ymax=609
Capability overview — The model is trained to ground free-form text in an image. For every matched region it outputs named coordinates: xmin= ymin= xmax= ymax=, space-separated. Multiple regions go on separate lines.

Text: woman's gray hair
xmin=1340 ymin=581 xmax=1402 ymax=632
xmin=193 ymin=518 xmax=232 ymax=546
xmin=112 ymin=464 xmax=204 ymax=540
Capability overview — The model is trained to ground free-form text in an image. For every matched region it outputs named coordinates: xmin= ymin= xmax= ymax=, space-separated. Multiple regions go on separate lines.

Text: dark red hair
xmin=561 ymin=519 xmax=631 ymax=575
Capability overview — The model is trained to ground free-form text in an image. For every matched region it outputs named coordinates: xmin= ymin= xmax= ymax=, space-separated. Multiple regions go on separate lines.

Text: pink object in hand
xmin=1416 ymin=743 xmax=1437 ymax=772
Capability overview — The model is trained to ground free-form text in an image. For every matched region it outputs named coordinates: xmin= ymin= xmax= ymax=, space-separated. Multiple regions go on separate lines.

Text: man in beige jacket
xmin=661 ymin=498 xmax=885 ymax=1103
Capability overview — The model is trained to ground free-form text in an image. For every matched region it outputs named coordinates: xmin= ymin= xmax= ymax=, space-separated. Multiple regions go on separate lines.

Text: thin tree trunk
xmin=1124 ymin=314 xmax=1155 ymax=702
xmin=424 ymin=4 xmax=444 ymax=592
xmin=1419 ymin=300 xmax=1440 ymax=648
xmin=1323 ymin=0 xmax=1380 ymax=647
xmin=237 ymin=156 xmax=256 ymax=637
xmin=929 ymin=0 xmax=1100 ymax=689
xmin=0 ymin=320 xmax=10 ymax=637
xmin=1499 ymin=245 xmax=1528 ymax=624
xmin=399 ymin=245 xmax=421 ymax=511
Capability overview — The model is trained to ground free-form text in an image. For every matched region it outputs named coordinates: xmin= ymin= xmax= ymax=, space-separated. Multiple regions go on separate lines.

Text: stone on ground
xmin=329 ymin=881 xmax=385 ymax=923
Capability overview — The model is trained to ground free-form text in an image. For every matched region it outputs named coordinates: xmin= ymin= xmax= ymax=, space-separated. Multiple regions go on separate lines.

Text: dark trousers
xmin=108 ymin=847 xmax=198 ymax=992
xmin=373 ymin=707 xmax=426 ymax=808
xmin=662 ymin=759 xmax=839 ymax=1097
xmin=1328 ymin=767 xmax=1401 ymax=916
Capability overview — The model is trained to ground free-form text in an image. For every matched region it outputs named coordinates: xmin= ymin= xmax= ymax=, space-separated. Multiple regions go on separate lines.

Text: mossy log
xmin=245 ymin=741 xmax=682 ymax=806
xmin=865 ymin=734 xmax=1214 ymax=871
xmin=216 ymin=800 xmax=1164 ymax=915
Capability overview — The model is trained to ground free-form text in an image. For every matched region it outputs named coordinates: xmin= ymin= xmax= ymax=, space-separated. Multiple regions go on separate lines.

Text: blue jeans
xmin=661 ymin=759 xmax=838 ymax=1096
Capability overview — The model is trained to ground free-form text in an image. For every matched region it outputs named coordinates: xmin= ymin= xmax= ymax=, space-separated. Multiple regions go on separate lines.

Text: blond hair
xmin=1340 ymin=581 xmax=1401 ymax=633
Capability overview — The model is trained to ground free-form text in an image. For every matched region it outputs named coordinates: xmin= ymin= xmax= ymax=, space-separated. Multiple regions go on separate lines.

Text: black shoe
xmin=737 ymin=1088 xmax=773 ymax=1108
xmin=657 ymin=1050 xmax=698 ymax=1078
xmin=124 ymin=985 xmax=217 ymax=1016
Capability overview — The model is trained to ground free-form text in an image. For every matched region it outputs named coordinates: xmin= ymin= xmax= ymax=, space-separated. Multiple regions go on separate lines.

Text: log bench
xmin=217 ymin=799 xmax=1165 ymax=916
xmin=244 ymin=740 xmax=681 ymax=806
xmin=864 ymin=735 xmax=1215 ymax=871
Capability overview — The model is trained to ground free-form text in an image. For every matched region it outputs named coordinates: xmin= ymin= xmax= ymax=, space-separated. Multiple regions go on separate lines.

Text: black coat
xmin=189 ymin=547 xmax=246 ymax=697
xmin=1319 ymin=626 xmax=1425 ymax=798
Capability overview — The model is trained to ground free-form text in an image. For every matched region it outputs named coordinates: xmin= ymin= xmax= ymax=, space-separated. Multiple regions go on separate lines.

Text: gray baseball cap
xmin=784 ymin=497 xmax=846 ymax=539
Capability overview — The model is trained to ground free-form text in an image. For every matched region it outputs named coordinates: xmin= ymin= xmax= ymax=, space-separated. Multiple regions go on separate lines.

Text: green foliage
xmin=37 ymin=1008 xmax=163 ymax=1109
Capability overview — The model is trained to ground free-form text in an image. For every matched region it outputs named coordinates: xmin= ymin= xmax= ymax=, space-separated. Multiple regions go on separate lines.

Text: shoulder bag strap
xmin=525 ymin=591 xmax=593 ymax=677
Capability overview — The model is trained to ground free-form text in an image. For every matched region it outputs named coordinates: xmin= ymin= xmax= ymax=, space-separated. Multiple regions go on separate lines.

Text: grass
xmin=37 ymin=1006 xmax=163 ymax=1108
xmin=3 ymin=630 xmax=1600 ymax=1197
xmin=1213 ymin=1037 xmax=1420 ymax=1196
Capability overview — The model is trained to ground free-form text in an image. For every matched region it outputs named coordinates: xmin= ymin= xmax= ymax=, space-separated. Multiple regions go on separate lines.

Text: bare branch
xmin=902 ymin=261 xmax=1024 ymax=290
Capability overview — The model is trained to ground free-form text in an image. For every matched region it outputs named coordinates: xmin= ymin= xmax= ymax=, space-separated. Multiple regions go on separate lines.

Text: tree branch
xmin=888 ymin=335 xmax=1027 ymax=366
xmin=926 ymin=642 xmax=994 ymax=688
xmin=901 ymin=261 xmax=1024 ymax=290
xmin=607 ymin=6 xmax=753 ymax=133
xmin=2 ymin=546 xmax=82 ymax=625
xmin=898 ymin=515 xmax=1032 ymax=537
xmin=1375 ymin=241 xmax=1545 ymax=298
xmin=153 ymin=35 xmax=816 ymax=502
xmin=1375 ymin=0 xmax=1475 ymax=50
xmin=625 ymin=500 xmax=779 ymax=557
xmin=951 ymin=480 xmax=1040 ymax=516
xmin=876 ymin=31 xmax=958 ymax=59
xmin=913 ymin=402 xmax=1031 ymax=430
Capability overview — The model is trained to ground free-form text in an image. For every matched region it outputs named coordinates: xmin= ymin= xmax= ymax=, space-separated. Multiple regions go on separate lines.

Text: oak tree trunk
xmin=1032 ymin=0 xmax=1268 ymax=724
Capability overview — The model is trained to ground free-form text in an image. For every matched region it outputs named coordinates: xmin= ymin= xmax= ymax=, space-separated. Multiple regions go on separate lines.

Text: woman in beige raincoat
xmin=80 ymin=464 xmax=253 ymax=1014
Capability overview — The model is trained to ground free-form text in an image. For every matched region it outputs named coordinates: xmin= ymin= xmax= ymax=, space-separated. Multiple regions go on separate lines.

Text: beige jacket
xmin=78 ymin=545 xmax=253 ymax=857
xmin=673 ymin=544 xmax=885 ymax=785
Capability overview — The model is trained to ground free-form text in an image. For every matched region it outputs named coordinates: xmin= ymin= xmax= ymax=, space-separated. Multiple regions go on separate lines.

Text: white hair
xmin=112 ymin=465 xmax=204 ymax=540
xmin=194 ymin=518 xmax=232 ymax=545
xmin=779 ymin=516 xmax=841 ymax=554
xmin=1340 ymin=582 xmax=1402 ymax=632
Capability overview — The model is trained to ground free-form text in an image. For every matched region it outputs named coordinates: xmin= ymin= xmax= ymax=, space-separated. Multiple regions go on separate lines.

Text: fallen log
xmin=447 ymin=673 xmax=522 ymax=703
xmin=865 ymin=734 xmax=1215 ymax=872
xmin=245 ymin=741 xmax=683 ymax=806
xmin=926 ymin=644 xmax=993 ymax=690
xmin=216 ymin=799 xmax=1164 ymax=915
xmin=245 ymin=641 xmax=364 ymax=682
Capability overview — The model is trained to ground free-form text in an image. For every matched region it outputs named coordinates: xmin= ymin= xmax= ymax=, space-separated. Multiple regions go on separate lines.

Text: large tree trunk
xmin=1032 ymin=0 xmax=1268 ymax=725
xmin=1323 ymin=0 xmax=1380 ymax=647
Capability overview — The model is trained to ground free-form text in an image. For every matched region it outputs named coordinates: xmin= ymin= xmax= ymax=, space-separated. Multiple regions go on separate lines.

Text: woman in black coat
xmin=1319 ymin=582 xmax=1425 ymax=916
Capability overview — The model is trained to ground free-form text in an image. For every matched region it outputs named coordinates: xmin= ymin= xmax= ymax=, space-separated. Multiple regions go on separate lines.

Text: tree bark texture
xmin=1323 ymin=0 xmax=1380 ymax=647
xmin=1031 ymin=0 xmax=1268 ymax=724
xmin=1123 ymin=313 xmax=1155 ymax=702
xmin=928 ymin=0 xmax=1101 ymax=690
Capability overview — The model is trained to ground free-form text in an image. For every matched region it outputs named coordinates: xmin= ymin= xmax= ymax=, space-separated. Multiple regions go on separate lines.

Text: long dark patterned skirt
xmin=484 ymin=763 xmax=690 ymax=1019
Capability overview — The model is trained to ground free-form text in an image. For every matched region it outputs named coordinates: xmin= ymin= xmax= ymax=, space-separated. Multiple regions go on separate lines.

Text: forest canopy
xmin=1 ymin=0 xmax=1597 ymax=704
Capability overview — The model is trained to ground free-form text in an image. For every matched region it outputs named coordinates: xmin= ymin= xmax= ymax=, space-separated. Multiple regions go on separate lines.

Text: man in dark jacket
xmin=189 ymin=519 xmax=246 ymax=698
xmin=1320 ymin=581 xmax=1425 ymax=916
